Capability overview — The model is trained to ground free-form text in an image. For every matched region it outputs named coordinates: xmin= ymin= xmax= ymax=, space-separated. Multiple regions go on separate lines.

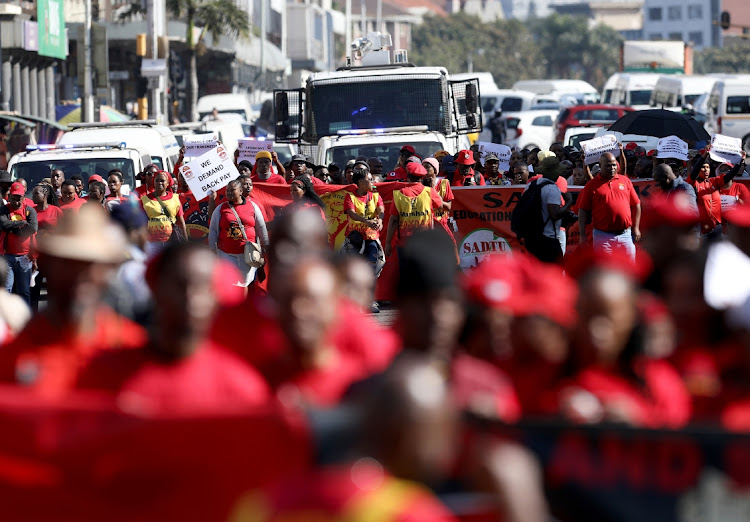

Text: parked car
xmin=706 ymin=76 xmax=750 ymax=151
xmin=554 ymin=104 xmax=634 ymax=143
xmin=563 ymin=127 xmax=600 ymax=150
xmin=502 ymin=110 xmax=559 ymax=151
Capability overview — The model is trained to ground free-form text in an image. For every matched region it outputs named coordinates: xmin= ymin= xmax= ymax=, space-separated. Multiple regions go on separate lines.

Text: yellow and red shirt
xmin=389 ymin=185 xmax=442 ymax=246
xmin=344 ymin=191 xmax=382 ymax=240
xmin=141 ymin=192 xmax=183 ymax=243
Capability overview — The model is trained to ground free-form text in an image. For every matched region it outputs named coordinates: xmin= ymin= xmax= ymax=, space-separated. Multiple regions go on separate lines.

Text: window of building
xmin=668 ymin=6 xmax=682 ymax=20
xmin=688 ymin=31 xmax=704 ymax=46
xmin=688 ymin=4 xmax=703 ymax=19
xmin=650 ymin=33 xmax=664 ymax=41
xmin=648 ymin=7 xmax=662 ymax=21
xmin=668 ymin=32 xmax=683 ymax=41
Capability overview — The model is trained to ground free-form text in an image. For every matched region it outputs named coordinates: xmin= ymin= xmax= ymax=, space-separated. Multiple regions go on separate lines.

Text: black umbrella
xmin=608 ymin=109 xmax=710 ymax=142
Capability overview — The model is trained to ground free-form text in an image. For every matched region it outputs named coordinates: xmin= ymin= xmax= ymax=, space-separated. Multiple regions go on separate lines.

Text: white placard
xmin=656 ymin=135 xmax=688 ymax=161
xmin=580 ymin=134 xmax=620 ymax=165
xmin=709 ymin=134 xmax=743 ymax=166
xmin=179 ymin=145 xmax=240 ymax=201
xmin=183 ymin=132 xmax=219 ymax=158
xmin=477 ymin=142 xmax=512 ymax=171
xmin=238 ymin=138 xmax=274 ymax=163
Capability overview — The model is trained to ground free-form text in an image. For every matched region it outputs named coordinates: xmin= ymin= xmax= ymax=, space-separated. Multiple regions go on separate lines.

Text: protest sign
xmin=477 ymin=142 xmax=512 ymax=171
xmin=238 ymin=138 xmax=274 ymax=163
xmin=179 ymin=145 xmax=239 ymax=201
xmin=709 ymin=134 xmax=743 ymax=166
xmin=656 ymin=135 xmax=688 ymax=161
xmin=183 ymin=132 xmax=219 ymax=158
xmin=580 ymin=134 xmax=620 ymax=165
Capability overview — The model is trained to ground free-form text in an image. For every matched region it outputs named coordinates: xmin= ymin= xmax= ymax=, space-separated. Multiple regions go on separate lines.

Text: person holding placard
xmin=251 ymin=151 xmax=286 ymax=185
xmin=577 ymin=153 xmax=641 ymax=261
xmin=688 ymin=148 xmax=746 ymax=240
xmin=718 ymin=162 xmax=750 ymax=213
xmin=209 ymin=179 xmax=269 ymax=288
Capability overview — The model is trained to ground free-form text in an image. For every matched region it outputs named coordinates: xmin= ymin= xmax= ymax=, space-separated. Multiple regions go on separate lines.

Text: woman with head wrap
xmin=140 ymin=170 xmax=187 ymax=256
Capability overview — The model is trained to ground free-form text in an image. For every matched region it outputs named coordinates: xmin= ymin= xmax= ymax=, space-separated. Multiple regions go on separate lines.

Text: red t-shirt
xmin=215 ymin=200 xmax=259 ymax=254
xmin=76 ymin=342 xmax=271 ymax=416
xmin=0 ymin=307 xmax=146 ymax=399
xmin=688 ymin=176 xmax=723 ymax=232
xmin=252 ymin=173 xmax=287 ymax=184
xmin=3 ymin=203 xmax=34 ymax=256
xmin=450 ymin=168 xmax=486 ymax=187
xmin=34 ymin=205 xmax=63 ymax=232
xmin=387 ymin=167 xmax=407 ymax=182
xmin=59 ymin=196 xmax=86 ymax=215
xmin=251 ymin=462 xmax=458 ymax=521
xmin=719 ymin=181 xmax=750 ymax=215
xmin=451 ymin=352 xmax=521 ymax=422
xmin=577 ymin=174 xmax=640 ymax=232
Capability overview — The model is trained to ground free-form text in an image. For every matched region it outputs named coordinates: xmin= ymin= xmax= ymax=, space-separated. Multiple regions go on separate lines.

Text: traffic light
xmin=720 ymin=11 xmax=731 ymax=31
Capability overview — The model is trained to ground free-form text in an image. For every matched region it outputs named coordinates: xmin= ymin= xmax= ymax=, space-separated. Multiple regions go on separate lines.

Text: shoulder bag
xmin=228 ymin=202 xmax=264 ymax=268
xmin=156 ymin=195 xmax=187 ymax=244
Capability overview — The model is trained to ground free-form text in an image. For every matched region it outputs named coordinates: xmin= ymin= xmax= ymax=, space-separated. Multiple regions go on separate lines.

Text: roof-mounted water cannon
xmin=347 ymin=31 xmax=407 ymax=67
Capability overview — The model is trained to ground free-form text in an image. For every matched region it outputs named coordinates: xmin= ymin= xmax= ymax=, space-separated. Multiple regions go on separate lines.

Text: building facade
xmin=641 ymin=0 xmax=721 ymax=50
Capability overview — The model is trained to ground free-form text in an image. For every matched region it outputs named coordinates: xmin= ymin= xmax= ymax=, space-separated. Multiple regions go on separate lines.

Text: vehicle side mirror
xmin=275 ymin=92 xmax=289 ymax=122
xmin=465 ymin=84 xmax=478 ymax=114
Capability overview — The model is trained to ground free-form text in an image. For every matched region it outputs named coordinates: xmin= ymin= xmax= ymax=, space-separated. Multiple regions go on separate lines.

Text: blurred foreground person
xmin=229 ymin=354 xmax=459 ymax=521
xmin=0 ymin=205 xmax=146 ymax=398
xmin=0 ymin=256 xmax=30 ymax=340
xmin=77 ymin=242 xmax=270 ymax=416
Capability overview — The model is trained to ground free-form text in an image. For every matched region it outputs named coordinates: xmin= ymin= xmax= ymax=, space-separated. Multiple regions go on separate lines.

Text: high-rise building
xmin=641 ymin=0 xmax=721 ymax=49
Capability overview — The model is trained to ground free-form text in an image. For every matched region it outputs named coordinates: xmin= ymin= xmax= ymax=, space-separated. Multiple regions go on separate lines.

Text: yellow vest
xmin=393 ymin=186 xmax=433 ymax=242
xmin=346 ymin=192 xmax=381 ymax=240
xmin=141 ymin=193 xmax=181 ymax=242
xmin=434 ymin=179 xmax=451 ymax=222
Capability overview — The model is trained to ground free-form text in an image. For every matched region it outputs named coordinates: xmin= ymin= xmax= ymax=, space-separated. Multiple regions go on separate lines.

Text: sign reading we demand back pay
xmin=180 ymin=145 xmax=240 ymax=201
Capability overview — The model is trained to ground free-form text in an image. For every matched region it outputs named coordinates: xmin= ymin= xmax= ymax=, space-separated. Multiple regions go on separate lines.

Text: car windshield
xmin=325 ymin=142 xmax=443 ymax=171
xmin=568 ymin=132 xmax=597 ymax=149
xmin=630 ymin=90 xmax=653 ymax=106
xmin=11 ymin=157 xmax=137 ymax=192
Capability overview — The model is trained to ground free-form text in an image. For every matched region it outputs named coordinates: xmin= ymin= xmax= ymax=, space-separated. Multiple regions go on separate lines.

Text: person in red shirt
xmin=577 ymin=152 xmax=641 ymax=260
xmin=384 ymin=162 xmax=444 ymax=259
xmin=562 ymin=249 xmax=691 ymax=427
xmin=0 ymin=182 xmax=37 ymax=305
xmin=688 ymin=150 xmax=746 ymax=239
xmin=105 ymin=169 xmax=127 ymax=210
xmin=230 ymin=355 xmax=459 ymax=522
xmin=134 ymin=164 xmax=159 ymax=198
xmin=386 ymin=145 xmax=416 ymax=182
xmin=717 ymin=162 xmax=750 ymax=214
xmin=251 ymin=151 xmax=287 ymax=184
xmin=451 ymin=149 xmax=486 ymax=186
xmin=76 ymin=242 xmax=271 ymax=416
xmin=29 ymin=184 xmax=63 ymax=310
xmin=58 ymin=179 xmax=86 ymax=214
xmin=0 ymin=204 xmax=146 ymax=398
xmin=288 ymin=176 xmax=326 ymax=223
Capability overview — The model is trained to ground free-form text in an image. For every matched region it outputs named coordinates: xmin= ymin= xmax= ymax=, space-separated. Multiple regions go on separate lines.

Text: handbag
xmin=228 ymin=202 xmax=264 ymax=268
xmin=156 ymin=195 xmax=187 ymax=244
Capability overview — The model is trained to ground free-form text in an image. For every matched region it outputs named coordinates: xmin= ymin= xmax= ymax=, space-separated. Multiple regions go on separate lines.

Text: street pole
xmin=260 ymin=0 xmax=266 ymax=91
xmin=83 ymin=0 xmax=95 ymax=122
xmin=147 ymin=0 xmax=166 ymax=124
xmin=345 ymin=0 xmax=351 ymax=54
xmin=376 ymin=0 xmax=382 ymax=32
xmin=360 ymin=0 xmax=366 ymax=36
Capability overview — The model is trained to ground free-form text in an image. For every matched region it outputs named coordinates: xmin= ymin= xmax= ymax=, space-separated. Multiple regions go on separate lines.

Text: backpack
xmin=511 ymin=178 xmax=554 ymax=240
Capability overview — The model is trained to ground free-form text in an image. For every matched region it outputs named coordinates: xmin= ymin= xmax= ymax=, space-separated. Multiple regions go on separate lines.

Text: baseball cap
xmin=88 ymin=174 xmax=105 ymax=184
xmin=406 ymin=162 xmax=427 ymax=177
xmin=9 ymin=182 xmax=25 ymax=196
xmin=536 ymin=150 xmax=555 ymax=162
xmin=485 ymin=153 xmax=500 ymax=162
xmin=400 ymin=145 xmax=416 ymax=154
xmin=256 ymin=150 xmax=272 ymax=161
xmin=455 ymin=150 xmax=475 ymax=165
xmin=625 ymin=142 xmax=638 ymax=151
xmin=433 ymin=150 xmax=451 ymax=161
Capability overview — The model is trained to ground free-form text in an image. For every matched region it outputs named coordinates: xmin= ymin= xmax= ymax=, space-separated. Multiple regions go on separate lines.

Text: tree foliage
xmin=412 ymin=13 xmax=623 ymax=90
xmin=695 ymin=39 xmax=750 ymax=74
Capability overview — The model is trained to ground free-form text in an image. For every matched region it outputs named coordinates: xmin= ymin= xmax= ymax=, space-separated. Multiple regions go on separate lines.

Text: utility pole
xmin=146 ymin=0 xmax=166 ymax=123
xmin=345 ymin=0 xmax=351 ymax=52
xmin=260 ymin=0 xmax=266 ymax=91
xmin=82 ymin=0 xmax=95 ymax=122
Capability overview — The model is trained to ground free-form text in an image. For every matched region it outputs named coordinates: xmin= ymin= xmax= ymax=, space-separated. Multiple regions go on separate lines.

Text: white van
xmin=650 ymin=75 xmax=717 ymax=111
xmin=512 ymin=79 xmax=600 ymax=103
xmin=610 ymin=73 xmax=659 ymax=109
xmin=706 ymin=76 xmax=750 ymax=149
xmin=59 ymin=121 xmax=180 ymax=172
xmin=601 ymin=73 xmax=622 ymax=104
xmin=196 ymin=94 xmax=254 ymax=122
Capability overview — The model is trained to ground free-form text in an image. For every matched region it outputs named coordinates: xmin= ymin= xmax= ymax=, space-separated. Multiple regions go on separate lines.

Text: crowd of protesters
xmin=0 ymin=131 xmax=750 ymax=520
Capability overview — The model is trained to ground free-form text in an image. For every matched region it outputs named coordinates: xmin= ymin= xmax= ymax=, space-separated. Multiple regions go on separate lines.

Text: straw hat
xmin=36 ymin=204 xmax=128 ymax=263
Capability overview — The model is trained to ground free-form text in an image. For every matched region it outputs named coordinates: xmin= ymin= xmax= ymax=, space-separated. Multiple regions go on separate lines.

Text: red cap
xmin=640 ymin=192 xmax=700 ymax=232
xmin=88 ymin=175 xmax=105 ymax=184
xmin=625 ymin=142 xmax=638 ymax=151
xmin=455 ymin=150 xmax=476 ymax=165
xmin=725 ymin=203 xmax=750 ymax=227
xmin=565 ymin=245 xmax=649 ymax=283
xmin=400 ymin=145 xmax=416 ymax=154
xmin=8 ymin=182 xmax=24 ymax=196
xmin=647 ymin=149 xmax=656 ymax=157
xmin=406 ymin=162 xmax=427 ymax=177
